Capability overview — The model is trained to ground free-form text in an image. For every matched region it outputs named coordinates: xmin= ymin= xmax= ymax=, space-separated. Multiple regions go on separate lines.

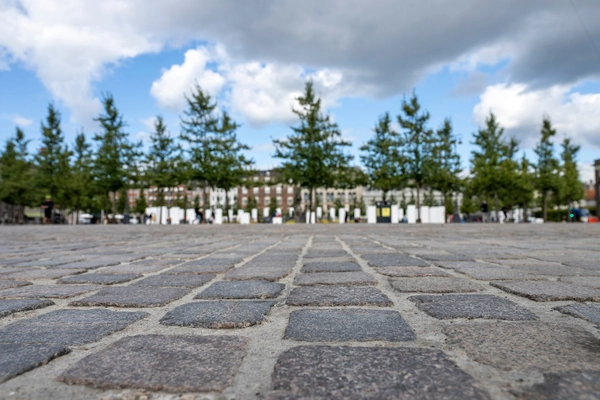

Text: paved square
xmin=1 ymin=224 xmax=600 ymax=399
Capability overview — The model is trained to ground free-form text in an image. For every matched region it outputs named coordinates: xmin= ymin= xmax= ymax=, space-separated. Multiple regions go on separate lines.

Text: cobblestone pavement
xmin=0 ymin=224 xmax=599 ymax=399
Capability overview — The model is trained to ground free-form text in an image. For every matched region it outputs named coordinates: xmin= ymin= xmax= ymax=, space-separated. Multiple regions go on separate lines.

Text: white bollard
xmin=391 ymin=204 xmax=399 ymax=223
xmin=407 ymin=205 xmax=416 ymax=224
xmin=251 ymin=208 xmax=258 ymax=222
xmin=367 ymin=206 xmax=377 ymax=224
xmin=339 ymin=209 xmax=346 ymax=224
xmin=214 ymin=209 xmax=223 ymax=224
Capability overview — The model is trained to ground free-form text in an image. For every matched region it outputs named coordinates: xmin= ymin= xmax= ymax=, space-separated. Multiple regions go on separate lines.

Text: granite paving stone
xmin=390 ymin=277 xmax=484 ymax=293
xmin=160 ymin=300 xmax=276 ymax=328
xmin=0 ymin=268 xmax=86 ymax=280
xmin=361 ymin=253 xmax=430 ymax=267
xmin=0 ymin=285 xmax=99 ymax=299
xmin=286 ymin=286 xmax=393 ymax=306
xmin=58 ymin=335 xmax=247 ymax=393
xmin=293 ymin=271 xmax=376 ymax=286
xmin=224 ymin=265 xmax=293 ymax=281
xmin=443 ymin=322 xmax=600 ymax=372
xmin=132 ymin=273 xmax=215 ymax=288
xmin=57 ymin=273 xmax=142 ymax=285
xmin=0 ymin=309 xmax=147 ymax=345
xmin=99 ymin=263 xmax=171 ymax=274
xmin=284 ymin=309 xmax=415 ymax=341
xmin=0 ymin=343 xmax=70 ymax=384
xmin=49 ymin=259 xmax=122 ymax=270
xmin=0 ymin=280 xmax=31 ymax=290
xmin=196 ymin=280 xmax=284 ymax=299
xmin=554 ymin=303 xmax=600 ymax=325
xmin=69 ymin=286 xmax=189 ymax=307
xmin=0 ymin=299 xmax=55 ymax=318
xmin=559 ymin=276 xmax=600 ymax=288
xmin=167 ymin=263 xmax=234 ymax=275
xmin=375 ymin=266 xmax=451 ymax=277
xmin=420 ymin=253 xmax=474 ymax=262
xmin=512 ymin=370 xmax=600 ymax=400
xmin=453 ymin=266 xmax=547 ymax=281
xmin=303 ymin=250 xmax=349 ymax=258
xmin=301 ymin=261 xmax=361 ymax=272
xmin=490 ymin=280 xmax=600 ymax=301
xmin=409 ymin=294 xmax=538 ymax=320
xmin=271 ymin=346 xmax=488 ymax=399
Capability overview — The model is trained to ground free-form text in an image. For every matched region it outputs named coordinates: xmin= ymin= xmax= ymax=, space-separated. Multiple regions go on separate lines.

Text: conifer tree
xmin=397 ymin=92 xmax=435 ymax=222
xmin=71 ymin=131 xmax=93 ymax=223
xmin=534 ymin=118 xmax=560 ymax=222
xmin=430 ymin=119 xmax=462 ymax=215
xmin=360 ymin=112 xmax=404 ymax=201
xmin=273 ymin=81 xmax=352 ymax=217
xmin=558 ymin=137 xmax=584 ymax=218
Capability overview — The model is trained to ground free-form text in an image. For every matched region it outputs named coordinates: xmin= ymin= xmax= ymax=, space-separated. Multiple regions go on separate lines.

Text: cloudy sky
xmin=1 ymin=0 xmax=599 ymax=181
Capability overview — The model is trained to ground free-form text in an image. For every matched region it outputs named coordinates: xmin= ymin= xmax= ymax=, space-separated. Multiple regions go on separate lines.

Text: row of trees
xmin=0 ymin=81 xmax=585 ymax=224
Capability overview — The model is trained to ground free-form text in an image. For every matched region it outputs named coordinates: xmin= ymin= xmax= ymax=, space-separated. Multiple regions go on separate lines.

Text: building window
xmin=287 ymin=186 xmax=294 ymax=194
xmin=242 ymin=198 xmax=248 ymax=206
xmin=277 ymin=196 xmax=282 ymax=205
xmin=265 ymin=198 xmax=270 ymax=205
xmin=242 ymin=187 xmax=248 ymax=194
xmin=304 ymin=193 xmax=309 ymax=201
xmin=253 ymin=187 xmax=259 ymax=194
xmin=287 ymin=197 xmax=293 ymax=205
xmin=265 ymin=187 xmax=271 ymax=195
xmin=276 ymin=186 xmax=282 ymax=194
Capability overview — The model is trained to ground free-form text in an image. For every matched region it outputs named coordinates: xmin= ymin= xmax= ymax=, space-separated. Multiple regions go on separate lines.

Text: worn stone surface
xmin=512 ymin=370 xmax=600 ymax=400
xmin=0 ymin=285 xmax=99 ymax=299
xmin=0 ymin=268 xmax=86 ymax=280
xmin=375 ymin=266 xmax=451 ymax=277
xmin=554 ymin=303 xmax=600 ymax=325
xmin=453 ymin=266 xmax=546 ymax=281
xmin=58 ymin=335 xmax=247 ymax=393
xmin=271 ymin=346 xmax=488 ymax=399
xmin=224 ymin=265 xmax=293 ymax=281
xmin=304 ymin=250 xmax=349 ymax=258
xmin=284 ymin=309 xmax=415 ymax=341
xmin=196 ymin=280 xmax=284 ymax=299
xmin=0 ymin=309 xmax=147 ymax=345
xmin=132 ymin=273 xmax=215 ymax=288
xmin=99 ymin=263 xmax=171 ymax=274
xmin=160 ymin=301 xmax=275 ymax=328
xmin=167 ymin=263 xmax=234 ymax=275
xmin=410 ymin=294 xmax=538 ymax=320
xmin=420 ymin=253 xmax=474 ymax=262
xmin=490 ymin=280 xmax=600 ymax=301
xmin=0 ymin=299 xmax=55 ymax=318
xmin=287 ymin=286 xmax=393 ymax=306
xmin=443 ymin=322 xmax=600 ymax=372
xmin=390 ymin=277 xmax=484 ymax=293
xmin=361 ymin=253 xmax=430 ymax=267
xmin=301 ymin=261 xmax=361 ymax=273
xmin=293 ymin=271 xmax=376 ymax=286
xmin=69 ymin=286 xmax=189 ymax=307
xmin=559 ymin=276 xmax=600 ymax=288
xmin=0 ymin=280 xmax=31 ymax=290
xmin=0 ymin=343 xmax=70 ymax=384
xmin=57 ymin=273 xmax=141 ymax=285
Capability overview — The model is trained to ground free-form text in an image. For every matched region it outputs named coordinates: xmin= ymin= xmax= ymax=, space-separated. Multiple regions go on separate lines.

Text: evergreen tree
xmin=533 ymin=118 xmax=560 ymax=222
xmin=180 ymin=84 xmax=219 ymax=209
xmin=134 ymin=189 xmax=148 ymax=215
xmin=70 ymin=131 xmax=94 ymax=223
xmin=397 ymin=92 xmax=435 ymax=222
xmin=92 ymin=94 xmax=136 ymax=222
xmin=515 ymin=156 xmax=535 ymax=221
xmin=430 ymin=119 xmax=462 ymax=215
xmin=360 ymin=112 xmax=403 ymax=201
xmin=211 ymin=111 xmax=253 ymax=222
xmin=558 ymin=137 xmax=584 ymax=218
xmin=0 ymin=128 xmax=35 ymax=223
xmin=273 ymin=81 xmax=352 ymax=217
xmin=146 ymin=116 xmax=180 ymax=224
xmin=470 ymin=113 xmax=514 ymax=222
xmin=246 ymin=196 xmax=258 ymax=212
xmin=34 ymin=104 xmax=72 ymax=208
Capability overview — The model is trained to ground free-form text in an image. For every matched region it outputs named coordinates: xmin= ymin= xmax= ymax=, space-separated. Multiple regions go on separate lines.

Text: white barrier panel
xmin=317 ymin=207 xmax=323 ymax=219
xmin=272 ymin=217 xmax=283 ymax=224
xmin=329 ymin=208 xmax=336 ymax=220
xmin=420 ymin=206 xmax=430 ymax=223
xmin=407 ymin=205 xmax=416 ymax=224
xmin=240 ymin=212 xmax=250 ymax=224
xmin=391 ymin=204 xmax=399 ymax=224
xmin=237 ymin=209 xmax=244 ymax=223
xmin=354 ymin=208 xmax=361 ymax=219
xmin=289 ymin=207 xmax=294 ymax=217
xmin=169 ymin=207 xmax=181 ymax=224
xmin=214 ymin=209 xmax=223 ymax=224
xmin=227 ymin=209 xmax=233 ymax=222
xmin=310 ymin=212 xmax=316 ymax=224
xmin=367 ymin=206 xmax=377 ymax=224
xmin=339 ymin=209 xmax=346 ymax=224
xmin=205 ymin=209 xmax=211 ymax=223
xmin=263 ymin=207 xmax=269 ymax=218
xmin=251 ymin=208 xmax=258 ymax=221
xmin=306 ymin=210 xmax=310 ymax=224
xmin=429 ymin=206 xmax=445 ymax=223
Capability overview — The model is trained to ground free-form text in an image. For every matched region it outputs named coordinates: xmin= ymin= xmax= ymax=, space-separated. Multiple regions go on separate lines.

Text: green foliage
xmin=116 ymin=188 xmax=127 ymax=214
xmin=246 ymin=196 xmax=258 ymax=212
xmin=146 ymin=115 xmax=180 ymax=212
xmin=273 ymin=81 xmax=352 ymax=213
xmin=34 ymin=104 xmax=72 ymax=207
xmin=70 ymin=131 xmax=94 ymax=215
xmin=0 ymin=128 xmax=36 ymax=209
xmin=534 ymin=118 xmax=560 ymax=221
xmin=558 ymin=137 xmax=584 ymax=210
xmin=397 ymin=92 xmax=435 ymax=221
xmin=269 ymin=195 xmax=277 ymax=216
xmin=360 ymin=112 xmax=403 ymax=200
xmin=430 ymin=119 xmax=462 ymax=205
xmin=134 ymin=190 xmax=148 ymax=215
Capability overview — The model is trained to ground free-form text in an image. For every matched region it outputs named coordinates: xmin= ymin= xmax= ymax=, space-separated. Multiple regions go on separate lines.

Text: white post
xmin=339 ymin=209 xmax=346 ymax=224
xmin=367 ymin=206 xmax=377 ymax=224
xmin=329 ymin=208 xmax=336 ymax=221
xmin=214 ymin=208 xmax=223 ymax=224
xmin=251 ymin=208 xmax=258 ymax=221
xmin=407 ymin=205 xmax=416 ymax=224
xmin=354 ymin=208 xmax=361 ymax=220
xmin=391 ymin=204 xmax=399 ymax=223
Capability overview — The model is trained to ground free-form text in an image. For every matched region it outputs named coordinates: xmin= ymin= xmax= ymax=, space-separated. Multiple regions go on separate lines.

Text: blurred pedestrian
xmin=41 ymin=195 xmax=54 ymax=224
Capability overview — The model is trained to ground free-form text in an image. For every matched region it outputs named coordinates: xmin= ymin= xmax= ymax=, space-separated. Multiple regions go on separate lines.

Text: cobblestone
xmin=196 ymin=280 xmax=284 ymax=299
xmin=0 ymin=299 xmax=55 ymax=319
xmin=69 ymin=286 xmax=189 ymax=307
xmin=160 ymin=300 xmax=276 ymax=328
xmin=390 ymin=276 xmax=484 ymax=293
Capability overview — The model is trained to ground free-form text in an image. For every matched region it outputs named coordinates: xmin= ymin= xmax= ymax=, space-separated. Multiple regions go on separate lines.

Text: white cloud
xmin=473 ymin=83 xmax=600 ymax=148
xmin=12 ymin=115 xmax=33 ymax=127
xmin=579 ymin=162 xmax=595 ymax=183
xmin=252 ymin=143 xmax=274 ymax=153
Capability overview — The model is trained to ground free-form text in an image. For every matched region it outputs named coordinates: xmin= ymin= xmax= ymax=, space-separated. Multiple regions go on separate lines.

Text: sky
xmin=1 ymin=0 xmax=599 ymax=182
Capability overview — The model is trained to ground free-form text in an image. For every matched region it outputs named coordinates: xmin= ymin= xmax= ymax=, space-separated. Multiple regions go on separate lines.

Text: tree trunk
xmin=225 ymin=190 xmax=229 ymax=223
xmin=111 ymin=191 xmax=118 ymax=223
xmin=543 ymin=191 xmax=548 ymax=223
xmin=309 ymin=188 xmax=314 ymax=223
xmin=202 ymin=181 xmax=209 ymax=224
xmin=523 ymin=202 xmax=528 ymax=223
xmin=159 ymin=188 xmax=163 ymax=225
xmin=494 ymin=191 xmax=499 ymax=223
xmin=382 ymin=190 xmax=387 ymax=202
xmin=416 ymin=183 xmax=421 ymax=223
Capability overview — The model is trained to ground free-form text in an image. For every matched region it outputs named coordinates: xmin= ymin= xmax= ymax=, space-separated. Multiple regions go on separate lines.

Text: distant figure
xmin=195 ymin=206 xmax=203 ymax=223
xmin=41 ymin=195 xmax=54 ymax=224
